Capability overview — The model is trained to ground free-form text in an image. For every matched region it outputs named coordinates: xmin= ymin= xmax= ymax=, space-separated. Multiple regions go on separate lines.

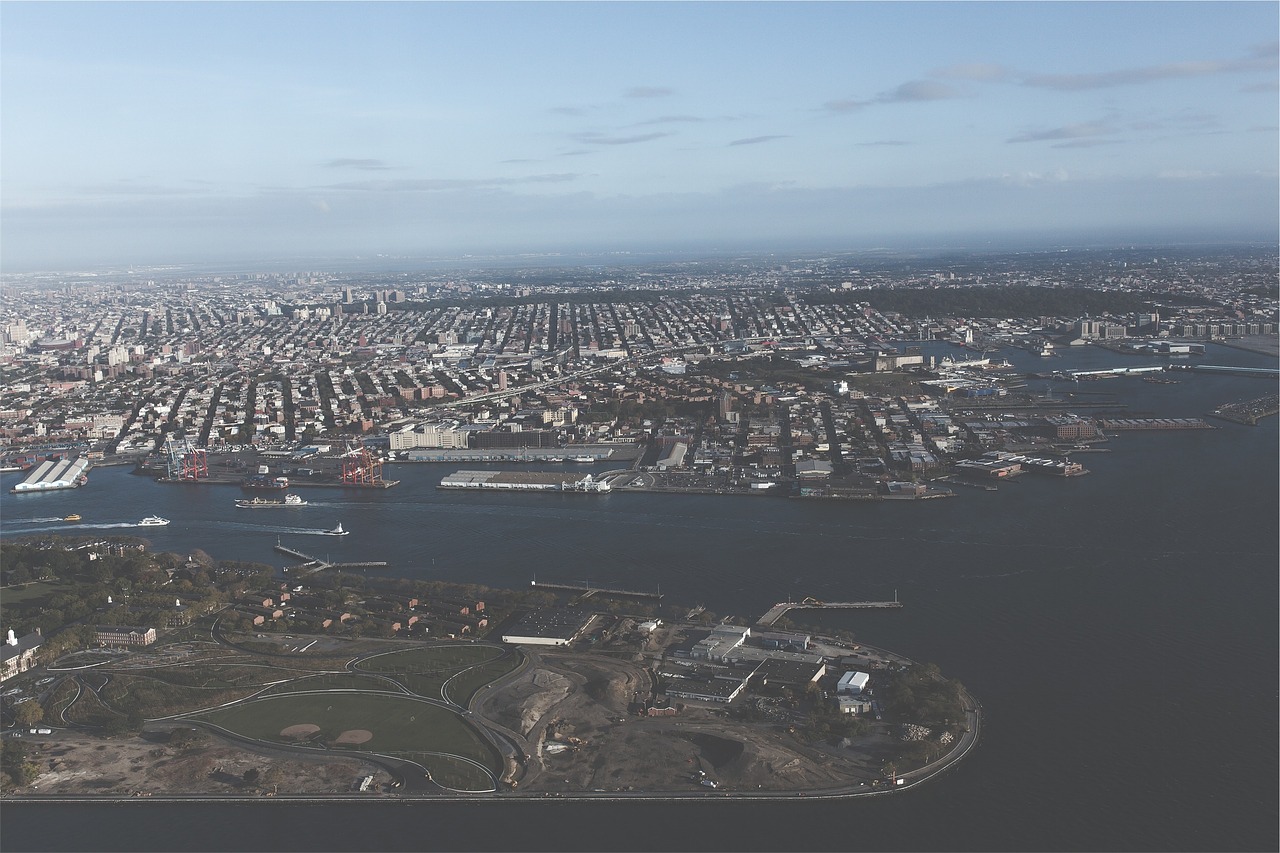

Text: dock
xmin=530 ymin=580 xmax=663 ymax=600
xmin=757 ymin=598 xmax=903 ymax=627
xmin=274 ymin=542 xmax=387 ymax=575
xmin=439 ymin=470 xmax=611 ymax=493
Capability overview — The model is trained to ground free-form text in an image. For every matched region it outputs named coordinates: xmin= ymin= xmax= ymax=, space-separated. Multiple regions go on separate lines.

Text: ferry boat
xmin=321 ymin=522 xmax=348 ymax=536
xmin=568 ymin=455 xmax=596 ymax=463
xmin=235 ymin=494 xmax=308 ymax=508
xmin=63 ymin=514 xmax=82 ymax=522
xmin=138 ymin=516 xmax=171 ymax=526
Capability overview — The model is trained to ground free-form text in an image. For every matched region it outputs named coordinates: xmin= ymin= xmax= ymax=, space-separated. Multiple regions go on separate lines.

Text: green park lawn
xmin=193 ymin=691 xmax=501 ymax=781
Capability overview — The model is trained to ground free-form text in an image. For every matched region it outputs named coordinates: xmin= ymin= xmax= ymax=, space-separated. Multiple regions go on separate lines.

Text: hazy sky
xmin=2 ymin=1 xmax=1277 ymax=270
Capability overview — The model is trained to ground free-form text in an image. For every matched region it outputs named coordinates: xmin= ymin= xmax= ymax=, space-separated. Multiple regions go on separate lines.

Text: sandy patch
xmin=334 ymin=729 xmax=373 ymax=744
xmin=280 ymin=723 xmax=321 ymax=739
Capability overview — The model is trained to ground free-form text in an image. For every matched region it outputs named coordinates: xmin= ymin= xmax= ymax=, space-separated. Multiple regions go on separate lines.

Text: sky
xmin=1 ymin=1 xmax=1277 ymax=270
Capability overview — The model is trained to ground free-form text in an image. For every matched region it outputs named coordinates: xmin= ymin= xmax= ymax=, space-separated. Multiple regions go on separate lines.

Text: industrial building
xmin=837 ymin=670 xmax=871 ymax=695
xmin=502 ymin=607 xmax=594 ymax=646
xmin=11 ymin=456 xmax=91 ymax=492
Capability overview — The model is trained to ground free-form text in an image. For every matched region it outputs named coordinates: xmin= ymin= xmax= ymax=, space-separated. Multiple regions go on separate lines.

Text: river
xmin=2 ymin=342 xmax=1277 ymax=851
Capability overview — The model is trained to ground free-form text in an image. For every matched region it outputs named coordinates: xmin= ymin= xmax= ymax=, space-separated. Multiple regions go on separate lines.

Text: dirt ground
xmin=477 ymin=650 xmax=895 ymax=794
xmin=15 ymin=731 xmax=393 ymax=796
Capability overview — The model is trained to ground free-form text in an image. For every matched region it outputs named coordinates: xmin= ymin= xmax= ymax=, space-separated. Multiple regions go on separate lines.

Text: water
xmin=3 ymin=343 xmax=1277 ymax=851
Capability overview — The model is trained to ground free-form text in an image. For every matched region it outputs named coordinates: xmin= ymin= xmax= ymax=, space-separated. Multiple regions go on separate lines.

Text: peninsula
xmin=1 ymin=537 xmax=977 ymax=800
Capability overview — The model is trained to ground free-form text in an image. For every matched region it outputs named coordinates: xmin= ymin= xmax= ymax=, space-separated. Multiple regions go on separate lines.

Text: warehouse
xmin=502 ymin=607 xmax=594 ymax=647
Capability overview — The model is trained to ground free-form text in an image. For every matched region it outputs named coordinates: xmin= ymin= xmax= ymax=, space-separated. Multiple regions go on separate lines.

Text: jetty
xmin=757 ymin=596 xmax=902 ymax=627
xmin=530 ymin=579 xmax=663 ymax=600
xmin=274 ymin=541 xmax=387 ymax=575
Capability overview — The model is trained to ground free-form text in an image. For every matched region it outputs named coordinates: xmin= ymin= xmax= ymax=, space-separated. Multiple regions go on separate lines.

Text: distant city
xmin=2 ymin=246 xmax=1275 ymax=488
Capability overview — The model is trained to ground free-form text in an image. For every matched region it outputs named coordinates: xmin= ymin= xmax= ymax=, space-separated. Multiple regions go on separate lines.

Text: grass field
xmin=352 ymin=643 xmax=516 ymax=704
xmin=0 ymin=578 xmax=72 ymax=607
xmin=442 ymin=656 xmax=523 ymax=706
xmin=193 ymin=692 xmax=501 ymax=785
xmin=259 ymin=672 xmax=400 ymax=696
xmin=353 ymin=644 xmax=506 ymax=674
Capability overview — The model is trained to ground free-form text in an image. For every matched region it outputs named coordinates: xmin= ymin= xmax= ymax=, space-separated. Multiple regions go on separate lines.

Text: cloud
xmin=571 ymin=131 xmax=671 ymax=146
xmin=728 ymin=135 xmax=789 ymax=147
xmin=854 ymin=140 xmax=910 ymax=147
xmin=824 ymin=79 xmax=962 ymax=113
xmin=823 ymin=98 xmax=867 ymax=113
xmin=1157 ymin=170 xmax=1220 ymax=180
xmin=633 ymin=115 xmax=705 ymax=126
xmin=322 ymin=158 xmax=394 ymax=171
xmin=551 ymin=106 xmax=593 ymax=116
xmin=1020 ymin=49 xmax=1279 ymax=91
xmin=878 ymin=80 xmax=962 ymax=103
xmin=1248 ymin=125 xmax=1280 ymax=133
xmin=624 ymin=86 xmax=673 ymax=98
xmin=76 ymin=182 xmax=202 ymax=196
xmin=1241 ymin=80 xmax=1280 ymax=93
xmin=1051 ymin=139 xmax=1123 ymax=149
xmin=999 ymin=169 xmax=1072 ymax=187
xmin=1008 ymin=121 xmax=1116 ymax=143
xmin=320 ymin=174 xmax=580 ymax=192
xmin=932 ymin=62 xmax=1010 ymax=82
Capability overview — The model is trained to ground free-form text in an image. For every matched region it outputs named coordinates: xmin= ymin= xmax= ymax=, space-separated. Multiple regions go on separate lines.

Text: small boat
xmin=322 ymin=522 xmax=348 ymax=536
xmin=63 ymin=514 xmax=82 ymax=522
xmin=138 ymin=516 xmax=171 ymax=526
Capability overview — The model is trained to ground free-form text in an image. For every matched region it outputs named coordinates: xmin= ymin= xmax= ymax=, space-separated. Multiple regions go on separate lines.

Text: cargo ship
xmin=235 ymin=494 xmax=307 ymax=508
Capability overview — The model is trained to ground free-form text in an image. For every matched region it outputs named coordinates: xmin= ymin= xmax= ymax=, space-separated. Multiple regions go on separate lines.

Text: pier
xmin=757 ymin=597 xmax=903 ymax=627
xmin=530 ymin=580 xmax=663 ymax=600
xmin=274 ymin=541 xmax=387 ymax=575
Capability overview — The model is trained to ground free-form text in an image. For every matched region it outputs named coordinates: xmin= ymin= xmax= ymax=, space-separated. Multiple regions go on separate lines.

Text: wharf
xmin=155 ymin=475 xmax=397 ymax=489
xmin=274 ymin=542 xmax=388 ymax=575
xmin=1097 ymin=418 xmax=1215 ymax=431
xmin=439 ymin=470 xmax=610 ymax=493
xmin=1208 ymin=395 xmax=1279 ymax=426
xmin=757 ymin=598 xmax=903 ymax=627
xmin=530 ymin=580 xmax=662 ymax=600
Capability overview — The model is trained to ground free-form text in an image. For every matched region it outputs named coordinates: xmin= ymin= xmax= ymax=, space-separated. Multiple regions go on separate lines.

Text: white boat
xmin=569 ymin=455 xmax=596 ymax=463
xmin=138 ymin=516 xmax=170 ymax=526
xmin=323 ymin=522 xmax=348 ymax=536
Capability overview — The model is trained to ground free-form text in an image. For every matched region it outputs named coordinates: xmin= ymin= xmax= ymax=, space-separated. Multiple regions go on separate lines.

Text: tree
xmin=14 ymin=701 xmax=44 ymax=727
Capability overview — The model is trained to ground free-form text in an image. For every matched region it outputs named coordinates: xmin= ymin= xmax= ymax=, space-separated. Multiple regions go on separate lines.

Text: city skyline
xmin=2 ymin=1 xmax=1277 ymax=271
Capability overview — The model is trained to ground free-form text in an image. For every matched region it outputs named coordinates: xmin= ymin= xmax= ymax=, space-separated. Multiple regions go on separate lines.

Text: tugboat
xmin=322 ymin=522 xmax=348 ymax=536
xmin=138 ymin=516 xmax=171 ymax=526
